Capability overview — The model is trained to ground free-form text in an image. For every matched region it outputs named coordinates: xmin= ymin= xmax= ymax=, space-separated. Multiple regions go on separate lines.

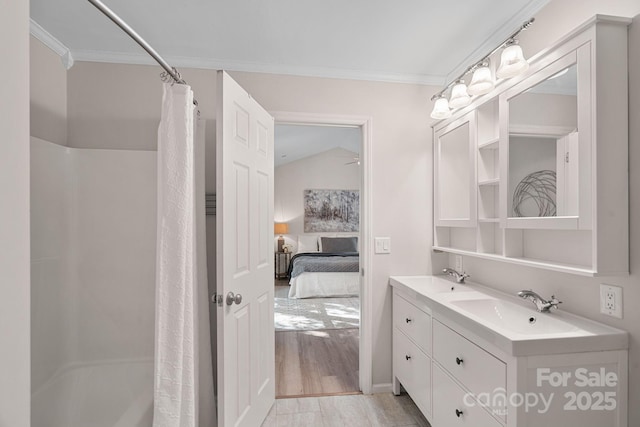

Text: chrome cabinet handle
xmin=226 ymin=292 xmax=243 ymax=305
xmin=456 ymin=357 xmax=464 ymax=365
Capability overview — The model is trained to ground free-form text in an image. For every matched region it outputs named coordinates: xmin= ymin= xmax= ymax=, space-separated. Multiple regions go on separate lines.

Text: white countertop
xmin=389 ymin=275 xmax=629 ymax=356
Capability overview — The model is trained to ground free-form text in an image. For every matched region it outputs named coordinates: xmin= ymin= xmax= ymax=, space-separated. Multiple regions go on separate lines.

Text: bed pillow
xmin=320 ymin=236 xmax=358 ymax=253
xmin=297 ymin=235 xmax=319 ymax=253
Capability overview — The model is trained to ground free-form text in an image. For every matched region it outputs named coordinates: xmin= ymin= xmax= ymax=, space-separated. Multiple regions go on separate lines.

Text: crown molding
xmin=29 ymin=19 xmax=74 ymax=70
xmin=444 ymin=0 xmax=550 ymax=84
xmin=71 ymin=49 xmax=445 ymax=86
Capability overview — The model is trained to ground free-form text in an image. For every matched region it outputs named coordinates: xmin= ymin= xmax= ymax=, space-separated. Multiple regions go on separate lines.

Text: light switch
xmin=375 ymin=237 xmax=391 ymax=254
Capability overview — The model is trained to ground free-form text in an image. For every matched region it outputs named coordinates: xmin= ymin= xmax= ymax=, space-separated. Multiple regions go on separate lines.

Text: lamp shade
xmin=448 ymin=80 xmax=471 ymax=109
xmin=430 ymin=97 xmax=452 ymax=120
xmin=496 ymin=42 xmax=529 ymax=79
xmin=274 ymin=222 xmax=289 ymax=235
xmin=467 ymin=65 xmax=495 ymax=96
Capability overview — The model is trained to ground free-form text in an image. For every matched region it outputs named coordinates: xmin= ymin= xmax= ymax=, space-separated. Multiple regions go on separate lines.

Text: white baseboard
xmin=370 ymin=383 xmax=393 ymax=394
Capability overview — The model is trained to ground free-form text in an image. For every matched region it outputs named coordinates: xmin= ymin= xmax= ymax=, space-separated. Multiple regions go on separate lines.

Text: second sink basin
xmin=450 ymin=298 xmax=587 ymax=337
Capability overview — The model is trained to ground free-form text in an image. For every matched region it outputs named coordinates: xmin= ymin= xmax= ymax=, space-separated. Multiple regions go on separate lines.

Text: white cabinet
xmin=433 ymin=16 xmax=630 ymax=276
xmin=393 ymin=323 xmax=431 ymax=416
xmin=391 ymin=279 xmax=629 ymax=427
xmin=433 ymin=320 xmax=506 ymax=422
xmin=432 ymin=364 xmax=503 ymax=427
xmin=392 ymin=290 xmax=432 ymax=417
xmin=434 ymin=112 xmax=477 ymax=227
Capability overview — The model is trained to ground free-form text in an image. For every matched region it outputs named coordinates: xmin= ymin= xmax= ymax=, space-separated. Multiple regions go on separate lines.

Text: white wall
xmin=0 ymin=0 xmax=31 ymax=424
xmin=30 ymin=36 xmax=67 ymax=146
xmin=275 ymin=146 xmax=360 ymax=245
xmin=458 ymin=2 xmax=640 ymax=425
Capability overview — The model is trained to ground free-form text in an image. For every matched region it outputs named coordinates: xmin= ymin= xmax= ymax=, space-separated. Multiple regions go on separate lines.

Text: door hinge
xmin=565 ymin=152 xmax=570 ymax=163
xmin=361 ymin=268 xmax=365 ymax=276
xmin=211 ymin=293 xmax=223 ymax=306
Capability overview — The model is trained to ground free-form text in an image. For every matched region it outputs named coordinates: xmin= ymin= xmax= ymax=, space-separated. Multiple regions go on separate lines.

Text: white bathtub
xmin=32 ymin=359 xmax=154 ymax=427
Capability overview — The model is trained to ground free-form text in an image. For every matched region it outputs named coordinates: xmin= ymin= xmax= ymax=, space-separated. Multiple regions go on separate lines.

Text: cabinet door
xmin=434 ymin=111 xmax=478 ymax=227
xmin=393 ymin=328 xmax=431 ymax=417
xmin=393 ymin=292 xmax=432 ymax=355
xmin=432 ymin=364 xmax=502 ymax=427
xmin=500 ymin=47 xmax=591 ymax=230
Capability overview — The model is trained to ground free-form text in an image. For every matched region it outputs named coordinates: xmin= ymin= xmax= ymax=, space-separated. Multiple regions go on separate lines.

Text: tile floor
xmin=261 ymin=393 xmax=431 ymax=427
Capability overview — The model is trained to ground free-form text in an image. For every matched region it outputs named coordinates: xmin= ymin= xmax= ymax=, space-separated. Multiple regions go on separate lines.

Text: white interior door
xmin=216 ymin=71 xmax=275 ymax=427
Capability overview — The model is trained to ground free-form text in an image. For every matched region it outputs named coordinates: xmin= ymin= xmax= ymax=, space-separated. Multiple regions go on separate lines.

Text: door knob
xmin=226 ymin=292 xmax=242 ymax=305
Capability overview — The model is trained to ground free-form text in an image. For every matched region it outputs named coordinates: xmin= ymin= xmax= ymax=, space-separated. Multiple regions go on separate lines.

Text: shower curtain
xmin=154 ymin=83 xmax=215 ymax=427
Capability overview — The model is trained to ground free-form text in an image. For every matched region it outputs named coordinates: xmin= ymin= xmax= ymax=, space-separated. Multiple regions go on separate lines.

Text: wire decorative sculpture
xmin=512 ymin=170 xmax=557 ymax=217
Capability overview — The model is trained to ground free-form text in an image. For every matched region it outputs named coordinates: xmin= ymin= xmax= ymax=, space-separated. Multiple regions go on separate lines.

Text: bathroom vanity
xmin=433 ymin=16 xmax=630 ymax=276
xmin=390 ymin=276 xmax=628 ymax=427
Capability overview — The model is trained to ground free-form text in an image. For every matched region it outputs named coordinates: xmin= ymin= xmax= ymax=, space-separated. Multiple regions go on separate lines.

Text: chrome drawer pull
xmin=456 ymin=357 xmax=464 ymax=365
xmin=455 ymin=409 xmax=463 ymax=417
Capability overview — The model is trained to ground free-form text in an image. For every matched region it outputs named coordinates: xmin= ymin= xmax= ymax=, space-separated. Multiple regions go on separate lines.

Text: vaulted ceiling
xmin=30 ymin=0 xmax=548 ymax=84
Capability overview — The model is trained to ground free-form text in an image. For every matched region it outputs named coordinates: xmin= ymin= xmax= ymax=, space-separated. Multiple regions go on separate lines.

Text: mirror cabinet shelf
xmin=478 ymin=139 xmax=499 ymax=150
xmin=432 ymin=15 xmax=630 ymax=276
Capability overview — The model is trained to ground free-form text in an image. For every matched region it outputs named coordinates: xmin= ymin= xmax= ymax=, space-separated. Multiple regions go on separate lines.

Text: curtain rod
xmin=87 ymin=0 xmax=199 ymax=107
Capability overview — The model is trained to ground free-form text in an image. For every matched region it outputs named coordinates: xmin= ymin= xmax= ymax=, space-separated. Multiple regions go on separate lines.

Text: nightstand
xmin=274 ymin=252 xmax=291 ymax=279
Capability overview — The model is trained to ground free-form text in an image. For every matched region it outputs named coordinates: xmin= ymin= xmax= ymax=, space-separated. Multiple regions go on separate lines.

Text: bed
xmin=287 ymin=236 xmax=360 ymax=299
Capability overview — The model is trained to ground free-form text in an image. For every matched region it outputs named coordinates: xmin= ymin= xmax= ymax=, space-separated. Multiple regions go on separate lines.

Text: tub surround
xmin=30 ymin=138 xmax=157 ymax=426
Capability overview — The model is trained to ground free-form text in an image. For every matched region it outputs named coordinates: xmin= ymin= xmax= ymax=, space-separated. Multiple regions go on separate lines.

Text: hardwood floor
xmin=275 ymin=328 xmax=360 ymax=398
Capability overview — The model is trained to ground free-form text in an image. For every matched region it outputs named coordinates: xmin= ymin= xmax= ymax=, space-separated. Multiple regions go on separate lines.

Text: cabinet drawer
xmin=393 ymin=292 xmax=432 ymax=355
xmin=433 ymin=321 xmax=506 ymax=404
xmin=393 ymin=328 xmax=431 ymax=416
xmin=433 ymin=364 xmax=502 ymax=427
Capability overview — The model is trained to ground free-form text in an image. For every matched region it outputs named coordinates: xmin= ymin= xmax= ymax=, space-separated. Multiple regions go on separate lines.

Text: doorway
xmin=272 ymin=112 xmax=372 ymax=398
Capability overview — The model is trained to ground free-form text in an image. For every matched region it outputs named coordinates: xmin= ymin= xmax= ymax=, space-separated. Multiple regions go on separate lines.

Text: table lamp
xmin=274 ymin=223 xmax=289 ymax=252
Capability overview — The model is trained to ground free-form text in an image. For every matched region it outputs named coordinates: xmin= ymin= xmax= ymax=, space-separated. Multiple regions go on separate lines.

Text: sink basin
xmin=450 ymin=298 xmax=587 ymax=337
xmin=389 ymin=275 xmax=476 ymax=294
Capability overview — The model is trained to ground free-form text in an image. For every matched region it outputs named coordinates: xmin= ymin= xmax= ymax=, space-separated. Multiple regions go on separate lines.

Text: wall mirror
xmin=500 ymin=49 xmax=590 ymax=230
xmin=434 ymin=111 xmax=477 ymax=227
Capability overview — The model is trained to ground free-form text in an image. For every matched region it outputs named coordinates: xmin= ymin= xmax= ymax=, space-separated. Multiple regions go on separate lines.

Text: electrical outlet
xmin=600 ymin=284 xmax=623 ymax=319
xmin=454 ymin=255 xmax=463 ymax=272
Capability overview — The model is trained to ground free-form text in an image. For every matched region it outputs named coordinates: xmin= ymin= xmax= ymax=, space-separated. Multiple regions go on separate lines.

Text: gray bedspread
xmin=287 ymin=252 xmax=359 ymax=278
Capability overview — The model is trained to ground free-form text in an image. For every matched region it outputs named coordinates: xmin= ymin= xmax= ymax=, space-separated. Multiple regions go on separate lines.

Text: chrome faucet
xmin=517 ymin=290 xmax=562 ymax=312
xmin=443 ymin=268 xmax=470 ymax=284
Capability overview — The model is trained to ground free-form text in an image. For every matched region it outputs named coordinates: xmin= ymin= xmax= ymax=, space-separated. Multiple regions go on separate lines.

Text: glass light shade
xmin=467 ymin=65 xmax=495 ymax=96
xmin=448 ymin=81 xmax=471 ymax=109
xmin=430 ymin=97 xmax=452 ymax=120
xmin=496 ymin=43 xmax=529 ymax=79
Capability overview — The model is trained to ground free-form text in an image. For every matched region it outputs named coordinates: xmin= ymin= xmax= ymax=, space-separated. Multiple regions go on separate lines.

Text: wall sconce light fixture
xmin=430 ymin=18 xmax=535 ymax=119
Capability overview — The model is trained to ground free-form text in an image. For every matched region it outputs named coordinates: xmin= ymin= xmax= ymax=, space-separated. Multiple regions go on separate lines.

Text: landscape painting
xmin=304 ymin=189 xmax=360 ymax=232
